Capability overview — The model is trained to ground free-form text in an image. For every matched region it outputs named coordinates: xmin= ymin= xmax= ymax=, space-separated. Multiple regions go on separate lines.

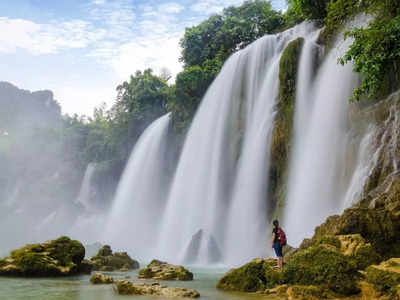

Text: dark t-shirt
xmin=272 ymin=227 xmax=279 ymax=243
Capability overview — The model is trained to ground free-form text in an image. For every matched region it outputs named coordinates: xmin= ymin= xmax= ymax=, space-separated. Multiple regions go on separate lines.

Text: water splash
xmin=104 ymin=114 xmax=171 ymax=259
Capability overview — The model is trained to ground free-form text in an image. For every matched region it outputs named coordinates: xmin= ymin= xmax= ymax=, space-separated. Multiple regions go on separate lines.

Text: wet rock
xmin=138 ymin=260 xmax=193 ymax=281
xmin=113 ymin=280 xmax=200 ymax=298
xmin=0 ymin=236 xmax=89 ymax=277
xmin=90 ymin=273 xmax=114 ymax=284
xmin=183 ymin=229 xmax=222 ymax=264
xmin=90 ymin=245 xmax=139 ymax=272
xmin=366 ymin=258 xmax=400 ymax=298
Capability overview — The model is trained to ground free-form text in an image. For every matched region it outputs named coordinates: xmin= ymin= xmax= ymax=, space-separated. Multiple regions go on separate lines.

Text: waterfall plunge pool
xmin=0 ymin=268 xmax=282 ymax=300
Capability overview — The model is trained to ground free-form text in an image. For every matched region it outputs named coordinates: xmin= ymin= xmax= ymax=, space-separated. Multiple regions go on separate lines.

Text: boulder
xmin=216 ymin=258 xmax=282 ymax=292
xmin=113 ymin=280 xmax=200 ymax=298
xmin=365 ymin=258 xmax=400 ymax=298
xmin=182 ymin=229 xmax=222 ymax=264
xmin=282 ymin=245 xmax=360 ymax=296
xmin=90 ymin=245 xmax=139 ymax=272
xmin=217 ymin=245 xmax=360 ymax=296
xmin=90 ymin=273 xmax=114 ymax=284
xmin=138 ymin=260 xmax=193 ymax=281
xmin=0 ymin=236 xmax=90 ymax=277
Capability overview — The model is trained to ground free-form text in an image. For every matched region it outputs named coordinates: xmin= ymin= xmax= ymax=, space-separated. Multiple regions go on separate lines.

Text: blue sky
xmin=0 ymin=0 xmax=287 ymax=115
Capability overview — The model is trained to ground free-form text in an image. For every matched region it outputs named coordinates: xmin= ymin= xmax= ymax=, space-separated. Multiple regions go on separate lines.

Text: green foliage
xmin=339 ymin=16 xmax=400 ymax=101
xmin=285 ymin=0 xmax=329 ymax=21
xmin=180 ymin=0 xmax=284 ymax=68
xmin=169 ymin=0 xmax=285 ymax=131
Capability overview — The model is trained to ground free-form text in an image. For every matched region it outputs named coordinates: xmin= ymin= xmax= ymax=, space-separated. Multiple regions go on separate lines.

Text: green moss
xmin=366 ymin=258 xmax=400 ymax=297
xmin=0 ymin=236 xmax=88 ymax=277
xmin=282 ymin=245 xmax=360 ymax=295
xmin=316 ymin=236 xmax=341 ymax=248
xmin=90 ymin=246 xmax=139 ymax=271
xmin=216 ymin=259 xmax=282 ymax=292
xmin=138 ymin=260 xmax=193 ymax=281
xmin=269 ymin=37 xmax=304 ymax=217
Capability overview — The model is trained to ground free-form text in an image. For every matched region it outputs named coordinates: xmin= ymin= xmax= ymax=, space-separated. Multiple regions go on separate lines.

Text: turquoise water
xmin=0 ymin=268 xmax=279 ymax=300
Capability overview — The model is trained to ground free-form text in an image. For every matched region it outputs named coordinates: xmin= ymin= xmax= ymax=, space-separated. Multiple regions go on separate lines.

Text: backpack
xmin=278 ymin=228 xmax=287 ymax=246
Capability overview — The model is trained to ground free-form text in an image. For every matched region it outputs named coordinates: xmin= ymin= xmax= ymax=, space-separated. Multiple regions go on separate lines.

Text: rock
xmin=365 ymin=258 xmax=400 ymax=298
xmin=282 ymin=245 xmax=360 ymax=296
xmin=90 ymin=245 xmax=139 ymax=272
xmin=0 ymin=236 xmax=89 ymax=277
xmin=182 ymin=229 xmax=222 ymax=264
xmin=217 ymin=245 xmax=360 ymax=296
xmin=113 ymin=280 xmax=200 ymax=298
xmin=90 ymin=273 xmax=114 ymax=284
xmin=216 ymin=258 xmax=283 ymax=292
xmin=286 ymin=285 xmax=328 ymax=300
xmin=359 ymin=281 xmax=382 ymax=300
xmin=264 ymin=284 xmax=288 ymax=296
xmin=139 ymin=260 xmax=193 ymax=281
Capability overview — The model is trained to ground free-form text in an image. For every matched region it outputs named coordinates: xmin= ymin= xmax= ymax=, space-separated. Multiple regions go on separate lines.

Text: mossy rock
xmin=138 ymin=260 xmax=193 ymax=281
xmin=216 ymin=258 xmax=282 ymax=292
xmin=90 ymin=273 xmax=114 ymax=284
xmin=113 ymin=280 xmax=200 ymax=298
xmin=286 ymin=285 xmax=330 ymax=300
xmin=365 ymin=258 xmax=400 ymax=298
xmin=282 ymin=245 xmax=360 ymax=295
xmin=269 ymin=37 xmax=304 ymax=218
xmin=90 ymin=245 xmax=139 ymax=272
xmin=0 ymin=236 xmax=89 ymax=277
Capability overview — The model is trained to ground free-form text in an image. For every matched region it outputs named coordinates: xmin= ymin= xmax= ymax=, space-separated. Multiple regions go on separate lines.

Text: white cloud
xmin=92 ymin=0 xmax=106 ymax=5
xmin=0 ymin=17 xmax=103 ymax=55
xmin=191 ymin=0 xmax=243 ymax=14
xmin=159 ymin=3 xmax=185 ymax=14
xmin=111 ymin=34 xmax=183 ymax=81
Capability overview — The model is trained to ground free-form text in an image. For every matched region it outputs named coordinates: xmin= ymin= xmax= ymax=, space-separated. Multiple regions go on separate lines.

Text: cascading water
xmin=158 ymin=22 xmax=317 ymax=265
xmin=224 ymin=23 xmax=318 ymax=265
xmin=104 ymin=18 xmax=377 ymax=266
xmin=75 ymin=163 xmax=96 ymax=211
xmin=104 ymin=114 xmax=171 ymax=260
xmin=284 ymin=24 xmax=362 ymax=246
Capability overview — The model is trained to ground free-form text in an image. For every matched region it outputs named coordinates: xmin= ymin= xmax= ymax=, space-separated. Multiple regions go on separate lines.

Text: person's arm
xmin=272 ymin=231 xmax=275 ymax=248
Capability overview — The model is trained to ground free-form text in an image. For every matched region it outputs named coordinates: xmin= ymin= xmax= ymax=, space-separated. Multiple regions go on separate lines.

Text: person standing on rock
xmin=272 ymin=219 xmax=286 ymax=269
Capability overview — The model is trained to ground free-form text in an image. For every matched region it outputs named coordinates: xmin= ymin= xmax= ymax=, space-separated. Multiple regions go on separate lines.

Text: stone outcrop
xmin=90 ymin=245 xmax=139 ymax=272
xmin=182 ymin=229 xmax=222 ymax=264
xmin=217 ymin=243 xmax=361 ymax=296
xmin=114 ymin=281 xmax=200 ymax=298
xmin=138 ymin=260 xmax=193 ymax=281
xmin=0 ymin=236 xmax=90 ymax=277
xmin=90 ymin=273 xmax=114 ymax=284
xmin=365 ymin=258 xmax=400 ymax=299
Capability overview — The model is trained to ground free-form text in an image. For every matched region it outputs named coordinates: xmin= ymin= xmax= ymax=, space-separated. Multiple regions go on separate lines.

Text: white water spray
xmin=105 ymin=114 xmax=171 ymax=259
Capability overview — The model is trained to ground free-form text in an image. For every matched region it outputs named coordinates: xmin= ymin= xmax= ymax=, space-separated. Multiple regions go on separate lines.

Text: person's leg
xmin=278 ymin=257 xmax=283 ymax=268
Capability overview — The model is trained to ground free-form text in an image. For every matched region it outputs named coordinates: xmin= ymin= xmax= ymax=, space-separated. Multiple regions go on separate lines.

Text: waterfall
xmin=104 ymin=114 xmax=170 ymax=260
xmin=283 ymin=26 xmax=360 ymax=246
xmin=158 ymin=23 xmax=317 ymax=265
xmin=75 ymin=163 xmax=96 ymax=211
xmin=104 ymin=18 xmax=376 ymax=265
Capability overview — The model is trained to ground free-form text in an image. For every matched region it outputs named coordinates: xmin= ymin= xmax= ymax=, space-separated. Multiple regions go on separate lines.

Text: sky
xmin=0 ymin=0 xmax=287 ymax=115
